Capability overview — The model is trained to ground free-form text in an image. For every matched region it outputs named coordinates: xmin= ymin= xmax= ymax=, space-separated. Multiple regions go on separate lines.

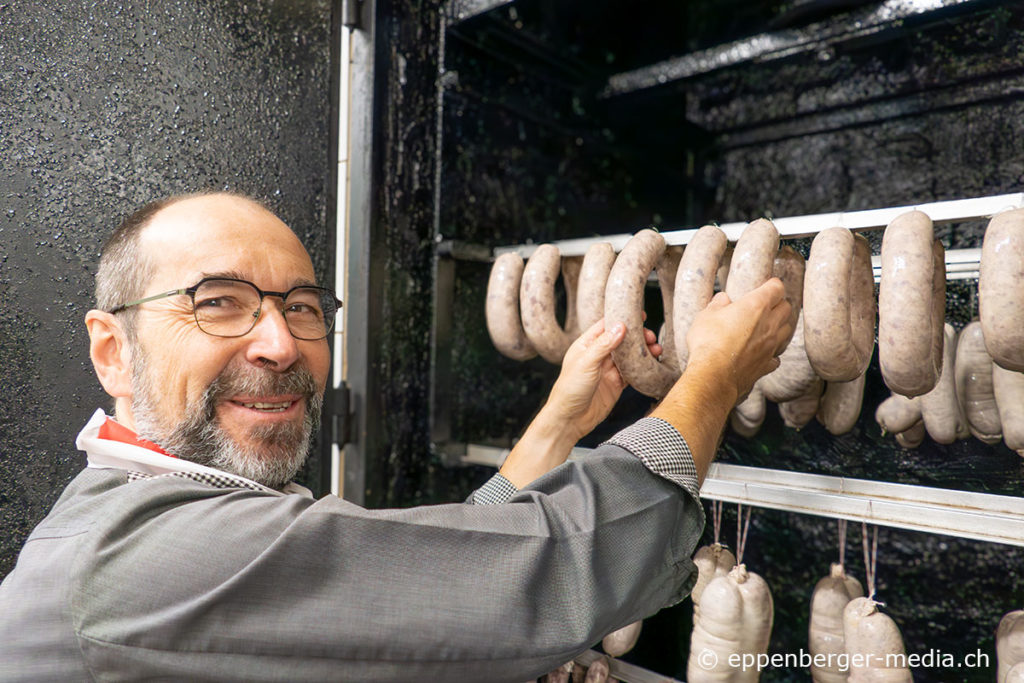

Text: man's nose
xmin=243 ymin=304 xmax=301 ymax=370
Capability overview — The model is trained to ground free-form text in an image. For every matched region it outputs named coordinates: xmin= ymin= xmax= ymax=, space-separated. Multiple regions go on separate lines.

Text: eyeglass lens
xmin=192 ymin=279 xmax=337 ymax=339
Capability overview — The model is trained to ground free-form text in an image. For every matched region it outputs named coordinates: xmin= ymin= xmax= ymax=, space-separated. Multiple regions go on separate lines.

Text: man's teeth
xmin=240 ymin=401 xmax=293 ymax=412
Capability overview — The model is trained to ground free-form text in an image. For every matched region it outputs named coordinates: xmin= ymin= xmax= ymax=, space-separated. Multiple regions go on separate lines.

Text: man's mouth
xmin=227 ymin=396 xmax=304 ymax=415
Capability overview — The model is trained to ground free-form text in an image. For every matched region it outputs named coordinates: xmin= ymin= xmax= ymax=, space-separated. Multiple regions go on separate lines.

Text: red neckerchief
xmin=97 ymin=418 xmax=176 ymax=458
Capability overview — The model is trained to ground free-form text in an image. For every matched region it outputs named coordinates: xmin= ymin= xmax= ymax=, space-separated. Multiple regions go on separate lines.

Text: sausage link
xmin=561 ymin=255 xmax=583 ymax=339
xmin=725 ymin=218 xmax=780 ymax=301
xmin=673 ymin=225 xmax=729 ymax=369
xmin=993 ymin=363 xmax=1024 ymax=456
xmin=716 ymin=245 xmax=733 ymax=292
xmin=605 ymin=230 xmax=678 ymax=398
xmin=485 ymin=253 xmax=538 ymax=361
xmin=817 ymin=371 xmax=866 ymax=436
xmin=980 ymin=207 xmax=1024 ymax=371
xmin=779 ymin=377 xmax=824 ymax=429
xmin=874 ymin=393 xmax=922 ymax=435
xmin=879 ymin=211 xmax=944 ymax=396
xmin=657 ymin=246 xmax=684 ymax=374
xmin=731 ymin=383 xmax=766 ymax=437
xmin=758 ymin=248 xmax=810 ymax=402
xmin=520 ymin=245 xmax=576 ymax=364
xmin=955 ymin=320 xmax=1002 ymax=444
xmin=760 ymin=311 xmax=817 ymax=403
xmin=804 ymin=227 xmax=875 ymax=381
xmin=895 ymin=419 xmax=926 ymax=449
xmin=919 ymin=323 xmax=965 ymax=444
xmin=576 ymin=243 xmax=616 ymax=331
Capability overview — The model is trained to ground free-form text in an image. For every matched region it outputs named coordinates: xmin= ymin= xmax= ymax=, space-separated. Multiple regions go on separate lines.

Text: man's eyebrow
xmin=196 ymin=271 xmax=321 ymax=289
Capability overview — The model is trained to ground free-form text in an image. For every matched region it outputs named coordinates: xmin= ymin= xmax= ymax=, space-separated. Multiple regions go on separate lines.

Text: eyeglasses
xmin=107 ymin=277 xmax=343 ymax=340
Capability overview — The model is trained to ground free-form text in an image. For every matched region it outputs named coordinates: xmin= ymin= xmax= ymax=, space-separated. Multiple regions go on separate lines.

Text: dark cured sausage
xmin=485 ymin=253 xmax=537 ymax=361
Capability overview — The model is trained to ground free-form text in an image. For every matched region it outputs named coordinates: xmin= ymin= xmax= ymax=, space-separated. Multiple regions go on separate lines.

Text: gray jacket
xmin=0 ymin=418 xmax=703 ymax=682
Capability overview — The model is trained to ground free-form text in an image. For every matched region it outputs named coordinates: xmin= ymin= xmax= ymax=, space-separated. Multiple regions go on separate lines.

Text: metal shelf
xmin=460 ymin=444 xmax=1024 ymax=548
xmin=492 ymin=192 xmax=1023 ymax=259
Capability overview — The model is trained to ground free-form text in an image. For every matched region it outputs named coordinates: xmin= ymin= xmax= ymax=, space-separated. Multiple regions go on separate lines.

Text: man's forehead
xmin=138 ymin=194 xmax=316 ymax=283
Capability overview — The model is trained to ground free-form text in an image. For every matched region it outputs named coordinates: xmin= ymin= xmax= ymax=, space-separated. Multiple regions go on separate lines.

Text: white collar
xmin=77 ymin=409 xmax=313 ymax=497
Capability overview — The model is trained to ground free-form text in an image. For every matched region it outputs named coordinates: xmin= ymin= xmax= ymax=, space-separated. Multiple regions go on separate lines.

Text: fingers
xmin=707 ymin=291 xmax=732 ymax=310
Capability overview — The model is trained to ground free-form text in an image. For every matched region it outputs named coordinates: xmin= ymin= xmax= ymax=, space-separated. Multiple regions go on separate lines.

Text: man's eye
xmin=286 ymin=303 xmax=320 ymax=316
xmin=196 ymin=297 xmax=240 ymax=309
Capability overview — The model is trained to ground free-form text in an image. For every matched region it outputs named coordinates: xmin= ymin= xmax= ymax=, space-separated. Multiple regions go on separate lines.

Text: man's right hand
xmin=685 ymin=277 xmax=794 ymax=406
xmin=651 ymin=277 xmax=793 ymax=483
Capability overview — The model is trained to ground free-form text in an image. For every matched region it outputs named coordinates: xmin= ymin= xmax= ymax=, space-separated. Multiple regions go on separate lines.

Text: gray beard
xmin=129 ymin=352 xmax=323 ymax=490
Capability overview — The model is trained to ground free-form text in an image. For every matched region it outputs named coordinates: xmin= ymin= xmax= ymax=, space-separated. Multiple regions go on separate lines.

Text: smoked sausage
xmin=804 ymin=227 xmax=875 ymax=382
xmin=485 ymin=253 xmax=538 ymax=361
xmin=980 ymin=208 xmax=1024 ymax=371
xmin=879 ymin=210 xmax=945 ymax=396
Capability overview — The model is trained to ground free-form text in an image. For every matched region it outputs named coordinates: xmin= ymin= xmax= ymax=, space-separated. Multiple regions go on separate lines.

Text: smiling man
xmin=0 ymin=192 xmax=791 ymax=682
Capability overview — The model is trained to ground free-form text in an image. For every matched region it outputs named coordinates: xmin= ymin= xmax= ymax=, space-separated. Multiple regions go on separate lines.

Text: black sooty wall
xmin=0 ymin=0 xmax=333 ymax=577
xmin=395 ymin=2 xmax=1024 ymax=681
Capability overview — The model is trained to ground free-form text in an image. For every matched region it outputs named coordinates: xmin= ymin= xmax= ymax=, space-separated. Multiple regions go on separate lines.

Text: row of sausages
xmin=486 ymin=208 xmax=1024 ymax=441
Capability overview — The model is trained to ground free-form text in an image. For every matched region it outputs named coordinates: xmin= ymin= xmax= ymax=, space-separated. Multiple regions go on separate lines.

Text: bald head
xmin=96 ymin=193 xmax=306 ymax=334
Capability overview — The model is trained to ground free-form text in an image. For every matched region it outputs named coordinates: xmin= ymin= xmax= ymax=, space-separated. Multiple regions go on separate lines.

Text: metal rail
xmin=492 ymin=192 xmax=1024 ymax=259
xmin=461 ymin=445 xmax=1024 ymax=548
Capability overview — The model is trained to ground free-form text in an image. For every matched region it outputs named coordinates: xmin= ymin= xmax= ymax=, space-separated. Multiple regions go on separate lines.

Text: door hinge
xmin=342 ymin=0 xmax=364 ymax=30
xmin=331 ymin=382 xmax=354 ymax=447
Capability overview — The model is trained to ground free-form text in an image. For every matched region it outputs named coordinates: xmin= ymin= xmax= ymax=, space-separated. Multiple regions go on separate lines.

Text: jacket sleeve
xmin=73 ymin=419 xmax=705 ymax=683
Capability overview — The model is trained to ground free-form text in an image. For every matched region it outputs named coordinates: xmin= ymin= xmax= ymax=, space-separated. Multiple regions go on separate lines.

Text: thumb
xmin=706 ymin=291 xmax=731 ymax=310
xmin=600 ymin=321 xmax=627 ymax=352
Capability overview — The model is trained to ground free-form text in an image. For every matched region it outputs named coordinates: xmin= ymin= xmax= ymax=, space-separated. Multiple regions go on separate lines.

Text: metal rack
xmin=437 ymin=192 xmax=1024 ymax=550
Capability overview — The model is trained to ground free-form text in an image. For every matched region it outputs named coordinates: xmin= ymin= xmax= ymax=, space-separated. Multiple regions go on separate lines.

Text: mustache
xmin=201 ymin=363 xmax=321 ymax=415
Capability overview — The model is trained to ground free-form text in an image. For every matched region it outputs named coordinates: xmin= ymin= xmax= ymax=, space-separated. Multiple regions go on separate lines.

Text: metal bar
xmin=492 ymin=193 xmax=1024 ymax=258
xmin=601 ymin=0 xmax=987 ymax=98
xmin=574 ymin=649 xmax=683 ymax=683
xmin=702 ymin=463 xmax=1024 ymax=548
xmin=443 ymin=0 xmax=513 ymax=23
xmin=455 ymin=445 xmax=1024 ymax=547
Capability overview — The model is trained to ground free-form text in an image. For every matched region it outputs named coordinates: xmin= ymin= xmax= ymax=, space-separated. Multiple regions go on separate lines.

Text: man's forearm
xmin=649 ymin=362 xmax=737 ymax=484
xmin=499 ymin=403 xmax=579 ymax=488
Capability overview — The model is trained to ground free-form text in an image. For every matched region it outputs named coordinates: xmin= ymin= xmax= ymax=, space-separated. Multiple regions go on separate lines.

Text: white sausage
xmin=485 ymin=253 xmax=538 ymax=361
xmin=804 ymin=227 xmax=875 ymax=382
xmin=993 ymin=364 xmax=1024 ymax=457
xmin=673 ymin=225 xmax=729 ymax=369
xmin=731 ymin=384 xmax=766 ymax=437
xmin=895 ymin=419 xmax=926 ymax=449
xmin=657 ymin=246 xmax=684 ymax=374
xmin=817 ymin=370 xmax=866 ymax=436
xmin=779 ymin=377 xmax=825 ymax=430
xmin=956 ymin=320 xmax=1002 ymax=444
xmin=980 ymin=208 xmax=1024 ymax=371
xmin=605 ymin=230 xmax=677 ymax=398
xmin=809 ymin=563 xmax=863 ymax=683
xmin=879 ymin=211 xmax=945 ymax=396
xmin=577 ymin=243 xmax=616 ymax=331
xmin=602 ymin=620 xmax=642 ymax=658
xmin=760 ymin=311 xmax=817 ymax=403
xmin=521 ymin=245 xmax=580 ymax=363
xmin=874 ymin=393 xmax=921 ymax=436
xmin=919 ymin=323 xmax=965 ymax=444
xmin=842 ymin=598 xmax=913 ymax=682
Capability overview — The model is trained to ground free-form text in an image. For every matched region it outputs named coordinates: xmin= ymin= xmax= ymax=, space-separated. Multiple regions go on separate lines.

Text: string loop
xmin=736 ymin=504 xmax=752 ymax=566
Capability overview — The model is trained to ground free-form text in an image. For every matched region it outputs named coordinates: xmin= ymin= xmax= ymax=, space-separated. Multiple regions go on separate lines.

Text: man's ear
xmin=85 ymin=310 xmax=133 ymax=399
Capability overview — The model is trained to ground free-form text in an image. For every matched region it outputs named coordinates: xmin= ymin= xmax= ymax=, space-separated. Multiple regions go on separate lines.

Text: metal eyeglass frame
xmin=106 ymin=276 xmax=343 ymax=341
